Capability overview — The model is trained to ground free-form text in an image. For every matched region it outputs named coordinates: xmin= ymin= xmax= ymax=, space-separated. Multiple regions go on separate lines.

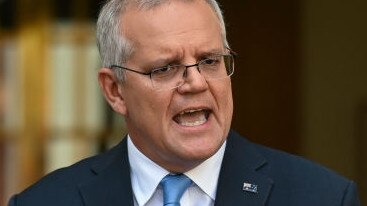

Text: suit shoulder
xmin=252 ymin=141 xmax=349 ymax=182
xmin=253 ymin=142 xmax=360 ymax=204
xmin=10 ymin=140 xmax=126 ymax=206
xmin=229 ymin=131 xmax=350 ymax=184
xmin=227 ymin=132 xmax=360 ymax=204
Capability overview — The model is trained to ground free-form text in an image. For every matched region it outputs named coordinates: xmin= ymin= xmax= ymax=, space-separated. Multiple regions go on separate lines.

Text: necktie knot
xmin=160 ymin=174 xmax=192 ymax=206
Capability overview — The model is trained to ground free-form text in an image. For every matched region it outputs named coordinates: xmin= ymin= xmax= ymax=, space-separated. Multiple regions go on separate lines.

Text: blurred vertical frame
xmin=16 ymin=0 xmax=51 ymax=191
xmin=356 ymin=100 xmax=367 ymax=204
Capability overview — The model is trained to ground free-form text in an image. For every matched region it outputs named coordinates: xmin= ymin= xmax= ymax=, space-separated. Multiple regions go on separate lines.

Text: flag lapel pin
xmin=243 ymin=182 xmax=258 ymax=193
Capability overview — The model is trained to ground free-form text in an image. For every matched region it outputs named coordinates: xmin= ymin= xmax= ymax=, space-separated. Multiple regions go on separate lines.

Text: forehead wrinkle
xmin=158 ymin=45 xmax=225 ymax=64
xmin=145 ymin=46 xmax=185 ymax=65
xmin=122 ymin=0 xmax=223 ymax=65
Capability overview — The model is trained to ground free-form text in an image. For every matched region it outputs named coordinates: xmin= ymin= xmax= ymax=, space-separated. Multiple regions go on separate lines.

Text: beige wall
xmin=300 ymin=0 xmax=367 ymax=200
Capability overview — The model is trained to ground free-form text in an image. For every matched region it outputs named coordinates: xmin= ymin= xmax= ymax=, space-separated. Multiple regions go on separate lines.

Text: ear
xmin=98 ymin=68 xmax=127 ymax=115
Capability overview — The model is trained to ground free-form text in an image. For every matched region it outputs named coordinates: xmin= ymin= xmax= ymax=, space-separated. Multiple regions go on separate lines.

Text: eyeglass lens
xmin=151 ymin=55 xmax=234 ymax=90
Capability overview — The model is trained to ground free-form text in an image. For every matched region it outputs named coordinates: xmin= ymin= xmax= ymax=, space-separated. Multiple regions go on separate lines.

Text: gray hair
xmin=96 ymin=0 xmax=229 ymax=81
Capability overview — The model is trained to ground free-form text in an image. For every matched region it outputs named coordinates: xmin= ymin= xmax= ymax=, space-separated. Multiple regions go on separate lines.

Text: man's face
xmin=112 ymin=0 xmax=233 ymax=172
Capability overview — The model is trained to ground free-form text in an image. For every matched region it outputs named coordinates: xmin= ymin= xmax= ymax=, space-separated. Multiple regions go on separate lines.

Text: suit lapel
xmin=78 ymin=138 xmax=134 ymax=206
xmin=76 ymin=131 xmax=273 ymax=206
xmin=215 ymin=131 xmax=273 ymax=206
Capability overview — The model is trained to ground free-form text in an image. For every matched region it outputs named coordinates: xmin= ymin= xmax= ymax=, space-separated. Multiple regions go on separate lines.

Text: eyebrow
xmin=148 ymin=55 xmax=180 ymax=67
xmin=197 ymin=48 xmax=225 ymax=57
xmin=144 ymin=50 xmax=186 ymax=68
xmin=142 ymin=47 xmax=225 ymax=69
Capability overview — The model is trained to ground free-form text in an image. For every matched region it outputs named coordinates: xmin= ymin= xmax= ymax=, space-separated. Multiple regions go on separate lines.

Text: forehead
xmin=121 ymin=0 xmax=223 ymax=58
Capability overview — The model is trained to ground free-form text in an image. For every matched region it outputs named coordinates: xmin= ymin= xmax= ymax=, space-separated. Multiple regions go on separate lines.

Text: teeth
xmin=179 ymin=116 xmax=207 ymax=127
xmin=174 ymin=109 xmax=209 ymax=127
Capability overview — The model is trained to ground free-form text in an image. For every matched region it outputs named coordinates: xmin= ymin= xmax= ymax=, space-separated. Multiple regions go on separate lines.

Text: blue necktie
xmin=160 ymin=174 xmax=192 ymax=206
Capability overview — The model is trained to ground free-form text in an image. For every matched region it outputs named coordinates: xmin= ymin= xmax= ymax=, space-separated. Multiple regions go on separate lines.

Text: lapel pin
xmin=243 ymin=182 xmax=258 ymax=193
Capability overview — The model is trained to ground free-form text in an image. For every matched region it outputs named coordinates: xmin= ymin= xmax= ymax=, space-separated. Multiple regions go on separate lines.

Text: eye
xmin=151 ymin=65 xmax=182 ymax=79
xmin=152 ymin=66 xmax=172 ymax=74
xmin=201 ymin=56 xmax=221 ymax=66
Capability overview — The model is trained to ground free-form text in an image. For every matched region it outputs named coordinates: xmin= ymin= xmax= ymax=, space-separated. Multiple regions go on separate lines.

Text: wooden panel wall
xmin=219 ymin=0 xmax=301 ymax=153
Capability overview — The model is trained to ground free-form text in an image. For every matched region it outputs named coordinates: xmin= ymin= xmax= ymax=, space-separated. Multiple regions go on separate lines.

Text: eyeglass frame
xmin=109 ymin=48 xmax=237 ymax=90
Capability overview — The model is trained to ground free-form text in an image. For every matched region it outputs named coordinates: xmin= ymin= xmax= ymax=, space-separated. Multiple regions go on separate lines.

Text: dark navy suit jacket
xmin=8 ymin=130 xmax=360 ymax=205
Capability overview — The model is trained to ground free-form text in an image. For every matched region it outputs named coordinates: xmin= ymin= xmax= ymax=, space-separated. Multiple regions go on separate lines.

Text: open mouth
xmin=173 ymin=109 xmax=211 ymax=127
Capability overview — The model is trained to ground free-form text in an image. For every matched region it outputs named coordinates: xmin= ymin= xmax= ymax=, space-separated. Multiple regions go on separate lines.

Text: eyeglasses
xmin=110 ymin=52 xmax=235 ymax=91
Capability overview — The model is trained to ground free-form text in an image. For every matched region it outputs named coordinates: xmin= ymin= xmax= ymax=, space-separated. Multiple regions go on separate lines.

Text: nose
xmin=182 ymin=63 xmax=200 ymax=78
xmin=177 ymin=65 xmax=208 ymax=94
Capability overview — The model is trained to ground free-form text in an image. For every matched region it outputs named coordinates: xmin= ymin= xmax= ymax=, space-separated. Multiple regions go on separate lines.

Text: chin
xmin=180 ymin=140 xmax=222 ymax=161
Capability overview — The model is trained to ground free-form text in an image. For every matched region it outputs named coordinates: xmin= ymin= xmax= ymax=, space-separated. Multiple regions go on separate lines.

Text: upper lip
xmin=175 ymin=106 xmax=212 ymax=115
xmin=179 ymin=108 xmax=208 ymax=115
xmin=172 ymin=107 xmax=213 ymax=124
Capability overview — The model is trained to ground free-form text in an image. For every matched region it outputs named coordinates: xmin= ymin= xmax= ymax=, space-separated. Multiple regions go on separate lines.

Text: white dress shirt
xmin=127 ymin=135 xmax=226 ymax=206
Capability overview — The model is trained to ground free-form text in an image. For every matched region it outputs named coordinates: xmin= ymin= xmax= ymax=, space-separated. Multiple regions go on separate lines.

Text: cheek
xmin=216 ymin=82 xmax=234 ymax=131
xmin=126 ymin=91 xmax=173 ymax=126
xmin=213 ymin=81 xmax=233 ymax=111
xmin=227 ymin=85 xmax=234 ymax=109
xmin=221 ymin=89 xmax=234 ymax=126
xmin=147 ymin=94 xmax=172 ymax=116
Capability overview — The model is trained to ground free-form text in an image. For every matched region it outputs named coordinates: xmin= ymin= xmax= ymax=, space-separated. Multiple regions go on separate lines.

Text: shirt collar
xmin=128 ymin=136 xmax=169 ymax=206
xmin=185 ymin=140 xmax=226 ymax=200
xmin=127 ymin=135 xmax=226 ymax=205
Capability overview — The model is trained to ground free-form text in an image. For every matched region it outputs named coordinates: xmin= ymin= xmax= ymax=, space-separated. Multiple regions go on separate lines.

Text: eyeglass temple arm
xmin=110 ymin=65 xmax=151 ymax=76
xmin=226 ymin=47 xmax=238 ymax=58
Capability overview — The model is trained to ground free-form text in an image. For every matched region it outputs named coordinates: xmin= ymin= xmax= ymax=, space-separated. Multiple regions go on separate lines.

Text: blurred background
xmin=0 ymin=0 xmax=366 ymax=204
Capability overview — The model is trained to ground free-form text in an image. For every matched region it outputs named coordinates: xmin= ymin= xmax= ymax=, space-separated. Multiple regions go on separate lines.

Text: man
xmin=8 ymin=0 xmax=360 ymax=205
